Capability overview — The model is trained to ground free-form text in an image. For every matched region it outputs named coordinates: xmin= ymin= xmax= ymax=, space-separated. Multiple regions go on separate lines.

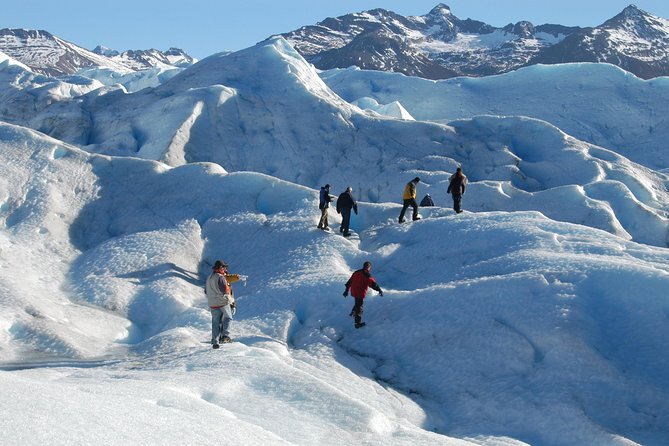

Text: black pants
xmin=340 ymin=208 xmax=352 ymax=234
xmin=452 ymin=193 xmax=462 ymax=213
xmin=399 ymin=198 xmax=418 ymax=222
xmin=350 ymin=297 xmax=364 ymax=325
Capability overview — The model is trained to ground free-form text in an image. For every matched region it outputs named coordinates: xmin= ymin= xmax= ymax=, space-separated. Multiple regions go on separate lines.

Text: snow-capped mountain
xmin=0 ymin=28 xmax=131 ymax=76
xmin=0 ymin=28 xmax=196 ymax=77
xmin=281 ymin=3 xmax=669 ymax=79
xmin=92 ymin=45 xmax=196 ymax=71
xmin=532 ymin=5 xmax=669 ymax=79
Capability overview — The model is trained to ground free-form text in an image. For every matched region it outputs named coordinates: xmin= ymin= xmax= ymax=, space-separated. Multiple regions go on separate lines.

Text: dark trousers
xmin=399 ymin=198 xmax=418 ymax=222
xmin=350 ymin=297 xmax=364 ymax=325
xmin=452 ymin=193 xmax=462 ymax=213
xmin=340 ymin=208 xmax=352 ymax=234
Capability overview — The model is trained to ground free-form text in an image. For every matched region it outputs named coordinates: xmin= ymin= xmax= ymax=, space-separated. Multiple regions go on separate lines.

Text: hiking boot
xmin=212 ymin=343 xmax=220 ymax=349
xmin=355 ymin=322 xmax=366 ymax=329
xmin=220 ymin=336 xmax=233 ymax=343
xmin=399 ymin=219 xmax=406 ymax=223
xmin=413 ymin=216 xmax=421 ymax=221
xmin=343 ymin=232 xmax=351 ymax=237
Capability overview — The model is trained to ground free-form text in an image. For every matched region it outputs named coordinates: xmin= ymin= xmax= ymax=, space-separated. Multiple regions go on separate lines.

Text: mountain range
xmin=0 ymin=28 xmax=195 ymax=77
xmin=2 ymin=4 xmax=669 ymax=80
xmin=281 ymin=3 xmax=669 ymax=79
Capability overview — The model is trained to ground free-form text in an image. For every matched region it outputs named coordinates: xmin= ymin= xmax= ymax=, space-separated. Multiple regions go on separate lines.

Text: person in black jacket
xmin=420 ymin=194 xmax=435 ymax=207
xmin=447 ymin=167 xmax=468 ymax=213
xmin=336 ymin=186 xmax=358 ymax=237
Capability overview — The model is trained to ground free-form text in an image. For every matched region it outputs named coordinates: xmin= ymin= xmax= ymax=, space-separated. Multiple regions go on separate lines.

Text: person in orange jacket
xmin=205 ymin=260 xmax=241 ymax=348
xmin=399 ymin=177 xmax=421 ymax=223
xmin=343 ymin=261 xmax=383 ymax=329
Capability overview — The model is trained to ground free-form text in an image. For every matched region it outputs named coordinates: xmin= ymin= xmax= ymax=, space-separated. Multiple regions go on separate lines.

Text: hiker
xmin=447 ymin=167 xmax=468 ymax=213
xmin=336 ymin=186 xmax=358 ymax=237
xmin=205 ymin=260 xmax=241 ymax=349
xmin=420 ymin=194 xmax=434 ymax=207
xmin=343 ymin=261 xmax=383 ymax=329
xmin=399 ymin=177 xmax=421 ymax=223
xmin=317 ymin=183 xmax=333 ymax=230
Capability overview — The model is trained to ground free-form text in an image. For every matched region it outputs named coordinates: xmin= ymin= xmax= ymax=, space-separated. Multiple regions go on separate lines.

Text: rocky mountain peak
xmin=601 ymin=4 xmax=654 ymax=28
xmin=427 ymin=3 xmax=452 ymax=18
xmin=600 ymin=4 xmax=669 ymax=41
xmin=0 ymin=28 xmax=54 ymax=40
xmin=512 ymin=21 xmax=536 ymax=38
xmin=93 ymin=45 xmax=119 ymax=57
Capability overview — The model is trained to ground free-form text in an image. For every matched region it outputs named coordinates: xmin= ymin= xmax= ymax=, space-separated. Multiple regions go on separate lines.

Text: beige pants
xmin=318 ymin=207 xmax=329 ymax=228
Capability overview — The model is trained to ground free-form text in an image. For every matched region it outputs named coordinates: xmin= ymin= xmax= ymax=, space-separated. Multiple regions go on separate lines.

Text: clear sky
xmin=5 ymin=1 xmax=669 ymax=59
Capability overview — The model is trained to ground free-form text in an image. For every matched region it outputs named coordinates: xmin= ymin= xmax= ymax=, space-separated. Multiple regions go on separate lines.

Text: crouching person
xmin=206 ymin=260 xmax=241 ymax=348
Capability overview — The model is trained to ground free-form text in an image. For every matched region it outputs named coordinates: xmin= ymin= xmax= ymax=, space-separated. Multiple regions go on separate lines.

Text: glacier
xmin=0 ymin=36 xmax=668 ymax=446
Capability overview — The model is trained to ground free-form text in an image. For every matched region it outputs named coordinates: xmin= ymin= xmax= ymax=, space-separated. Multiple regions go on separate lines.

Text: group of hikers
xmin=320 ymin=166 xmax=468 ymax=235
xmin=205 ymin=257 xmax=384 ymax=347
xmin=206 ymin=168 xmax=468 ymax=346
xmin=399 ymin=167 xmax=468 ymax=220
xmin=317 ymin=184 xmax=358 ymax=236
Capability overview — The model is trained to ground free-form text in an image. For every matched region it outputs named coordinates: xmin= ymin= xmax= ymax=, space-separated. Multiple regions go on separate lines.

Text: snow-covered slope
xmin=321 ymin=62 xmax=669 ymax=172
xmin=2 ymin=37 xmax=668 ymax=248
xmin=0 ymin=49 xmax=31 ymax=71
xmin=0 ymin=51 xmax=106 ymax=138
xmin=75 ymin=65 xmax=184 ymax=93
xmin=1 ymin=31 xmax=669 ymax=445
xmin=0 ymin=118 xmax=668 ymax=445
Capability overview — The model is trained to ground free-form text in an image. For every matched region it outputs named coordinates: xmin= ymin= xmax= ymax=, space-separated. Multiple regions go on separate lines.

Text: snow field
xmin=1 ymin=36 xmax=669 ymax=445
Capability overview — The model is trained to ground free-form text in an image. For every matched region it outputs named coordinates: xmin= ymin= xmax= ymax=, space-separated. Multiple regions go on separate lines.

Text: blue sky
xmin=5 ymin=1 xmax=669 ymax=59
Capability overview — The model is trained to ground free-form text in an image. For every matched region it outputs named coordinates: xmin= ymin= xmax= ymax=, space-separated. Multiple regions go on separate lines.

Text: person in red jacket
xmin=343 ymin=261 xmax=383 ymax=328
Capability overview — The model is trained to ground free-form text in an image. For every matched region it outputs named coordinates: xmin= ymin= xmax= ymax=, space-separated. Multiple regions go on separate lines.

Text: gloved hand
xmin=379 ymin=290 xmax=384 ymax=296
xmin=343 ymin=290 xmax=348 ymax=297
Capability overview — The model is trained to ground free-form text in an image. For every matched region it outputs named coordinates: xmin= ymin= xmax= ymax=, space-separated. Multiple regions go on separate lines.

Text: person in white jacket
xmin=205 ymin=260 xmax=241 ymax=348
